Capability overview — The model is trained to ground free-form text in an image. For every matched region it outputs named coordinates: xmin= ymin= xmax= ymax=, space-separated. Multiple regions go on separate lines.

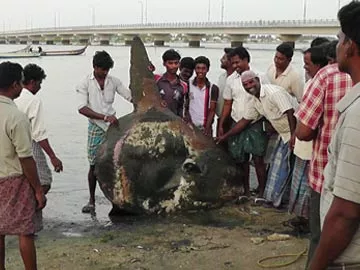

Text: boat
xmin=8 ymin=45 xmax=32 ymax=53
xmin=40 ymin=45 xmax=88 ymax=56
xmin=0 ymin=52 xmax=41 ymax=59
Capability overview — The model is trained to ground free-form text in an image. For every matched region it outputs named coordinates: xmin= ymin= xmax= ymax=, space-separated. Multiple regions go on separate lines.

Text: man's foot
xmin=82 ymin=202 xmax=95 ymax=213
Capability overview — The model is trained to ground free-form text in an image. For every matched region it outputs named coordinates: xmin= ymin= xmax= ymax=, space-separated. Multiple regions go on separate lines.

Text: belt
xmin=328 ymin=263 xmax=360 ymax=270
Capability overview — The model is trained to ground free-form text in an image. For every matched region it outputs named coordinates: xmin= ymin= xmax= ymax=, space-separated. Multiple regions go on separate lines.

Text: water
xmin=0 ymin=42 xmax=309 ymax=228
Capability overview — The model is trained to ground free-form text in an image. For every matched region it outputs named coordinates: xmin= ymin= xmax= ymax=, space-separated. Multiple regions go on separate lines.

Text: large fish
xmin=96 ymin=37 xmax=241 ymax=214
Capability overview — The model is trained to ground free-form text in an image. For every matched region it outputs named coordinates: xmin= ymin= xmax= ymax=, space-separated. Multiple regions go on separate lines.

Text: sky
xmin=0 ymin=0 xmax=352 ymax=31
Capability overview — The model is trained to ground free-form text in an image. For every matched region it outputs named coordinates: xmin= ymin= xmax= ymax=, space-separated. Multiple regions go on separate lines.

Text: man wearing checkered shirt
xmin=295 ymin=41 xmax=353 ymax=268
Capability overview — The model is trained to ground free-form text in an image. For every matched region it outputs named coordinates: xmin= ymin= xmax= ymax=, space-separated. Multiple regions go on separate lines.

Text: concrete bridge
xmin=0 ymin=19 xmax=340 ymax=47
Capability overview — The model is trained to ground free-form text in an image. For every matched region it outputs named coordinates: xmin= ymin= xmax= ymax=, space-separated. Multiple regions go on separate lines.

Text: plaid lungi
xmin=32 ymin=141 xmax=52 ymax=186
xmin=228 ymin=120 xmax=268 ymax=163
xmin=88 ymin=121 xmax=106 ymax=166
xmin=288 ymin=156 xmax=310 ymax=218
xmin=264 ymin=139 xmax=293 ymax=207
xmin=0 ymin=175 xmax=38 ymax=235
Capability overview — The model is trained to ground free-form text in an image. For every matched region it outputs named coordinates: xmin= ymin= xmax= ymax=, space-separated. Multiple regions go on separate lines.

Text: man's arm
xmin=218 ymin=100 xmax=232 ymax=136
xmin=309 ymin=197 xmax=360 ymax=270
xmin=217 ymin=118 xmax=251 ymax=143
xmin=29 ymin=99 xmax=62 ymax=172
xmin=285 ymin=108 xmax=297 ymax=148
xmin=114 ymin=77 xmax=132 ymax=102
xmin=295 ymin=121 xmax=317 ymax=141
xmin=38 ymin=139 xmax=63 ymax=172
xmin=295 ymin=75 xmax=325 ymax=141
xmin=19 ymin=157 xmax=46 ymax=210
xmin=204 ymin=85 xmax=219 ymax=136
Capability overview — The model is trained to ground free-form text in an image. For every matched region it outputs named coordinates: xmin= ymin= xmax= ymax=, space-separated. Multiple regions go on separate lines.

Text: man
xmin=267 ymin=42 xmax=304 ymax=102
xmin=309 ymin=2 xmax=360 ymax=269
xmin=76 ymin=51 xmax=132 ymax=213
xmin=287 ymin=45 xmax=329 ymax=231
xmin=15 ymin=64 xmax=63 ymax=195
xmin=156 ymin=49 xmax=187 ymax=117
xmin=217 ymin=46 xmax=262 ymax=199
xmin=296 ymin=34 xmax=353 ymax=270
xmin=186 ymin=56 xmax=219 ymax=137
xmin=179 ymin=57 xmax=195 ymax=83
xmin=0 ymin=61 xmax=46 ymax=270
xmin=218 ymin=70 xmax=296 ymax=202
xmin=217 ymin=48 xmax=235 ymax=119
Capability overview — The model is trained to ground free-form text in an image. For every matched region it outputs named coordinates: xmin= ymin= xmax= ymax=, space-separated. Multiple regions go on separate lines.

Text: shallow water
xmin=0 ymin=42 xmax=309 ymax=229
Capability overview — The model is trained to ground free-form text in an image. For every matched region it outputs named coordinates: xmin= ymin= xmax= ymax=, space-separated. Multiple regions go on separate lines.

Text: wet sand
xmin=5 ymin=197 xmax=309 ymax=270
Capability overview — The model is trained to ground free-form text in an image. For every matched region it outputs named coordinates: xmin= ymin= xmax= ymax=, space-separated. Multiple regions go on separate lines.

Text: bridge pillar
xmin=20 ymin=40 xmax=27 ymax=45
xmin=32 ymin=40 xmax=40 ymax=45
xmin=186 ymin=34 xmax=204 ymax=48
xmin=96 ymin=34 xmax=113 ymax=46
xmin=0 ymin=38 xmax=5 ymax=44
xmin=279 ymin=34 xmax=301 ymax=49
xmin=151 ymin=34 xmax=170 ymax=47
xmin=44 ymin=34 xmax=57 ymax=45
xmin=60 ymin=34 xmax=74 ymax=45
xmin=229 ymin=34 xmax=249 ymax=47
xmin=46 ymin=40 xmax=54 ymax=45
xmin=100 ymin=40 xmax=110 ymax=45
xmin=122 ymin=35 xmax=136 ymax=46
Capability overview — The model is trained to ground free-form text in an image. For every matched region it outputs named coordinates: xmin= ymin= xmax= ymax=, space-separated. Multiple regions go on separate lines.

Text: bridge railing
xmin=0 ymin=19 xmax=339 ymax=36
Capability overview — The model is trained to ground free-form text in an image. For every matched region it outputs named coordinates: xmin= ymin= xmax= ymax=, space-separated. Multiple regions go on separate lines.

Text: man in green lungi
xmin=76 ymin=51 xmax=132 ymax=213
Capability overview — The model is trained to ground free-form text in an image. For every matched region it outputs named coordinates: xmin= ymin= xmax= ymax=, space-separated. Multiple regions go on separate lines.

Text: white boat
xmin=0 ymin=52 xmax=41 ymax=59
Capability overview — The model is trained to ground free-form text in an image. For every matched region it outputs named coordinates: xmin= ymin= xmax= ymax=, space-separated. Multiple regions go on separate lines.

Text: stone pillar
xmin=79 ymin=39 xmax=89 ymax=45
xmin=186 ymin=34 xmax=204 ymax=48
xmin=61 ymin=39 xmax=70 ymax=45
xmin=154 ymin=40 xmax=165 ymax=46
xmin=278 ymin=34 xmax=302 ymax=49
xmin=20 ymin=40 xmax=27 ymax=44
xmin=151 ymin=34 xmax=170 ymax=47
xmin=229 ymin=34 xmax=249 ymax=48
xmin=0 ymin=39 xmax=6 ymax=44
xmin=9 ymin=40 xmax=17 ymax=44
xmin=32 ymin=40 xmax=40 ymax=45
xmin=46 ymin=40 xmax=54 ymax=45
xmin=189 ymin=40 xmax=200 ymax=47
xmin=100 ymin=40 xmax=110 ymax=45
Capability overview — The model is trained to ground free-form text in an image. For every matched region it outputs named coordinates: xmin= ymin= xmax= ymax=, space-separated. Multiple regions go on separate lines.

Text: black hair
xmin=194 ymin=56 xmax=210 ymax=69
xmin=338 ymin=1 xmax=360 ymax=53
xmin=93 ymin=51 xmax=114 ymax=70
xmin=224 ymin=47 xmax=234 ymax=55
xmin=229 ymin=46 xmax=251 ymax=63
xmin=276 ymin=43 xmax=294 ymax=59
xmin=304 ymin=46 xmax=328 ymax=68
xmin=23 ymin=64 xmax=46 ymax=84
xmin=180 ymin=57 xmax=195 ymax=70
xmin=162 ymin=49 xmax=181 ymax=62
xmin=326 ymin=40 xmax=338 ymax=60
xmin=310 ymin=37 xmax=330 ymax=48
xmin=0 ymin=62 xmax=23 ymax=90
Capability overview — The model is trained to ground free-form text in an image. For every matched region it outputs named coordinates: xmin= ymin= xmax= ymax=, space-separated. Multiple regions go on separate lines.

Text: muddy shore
xmin=5 ymin=198 xmax=309 ymax=270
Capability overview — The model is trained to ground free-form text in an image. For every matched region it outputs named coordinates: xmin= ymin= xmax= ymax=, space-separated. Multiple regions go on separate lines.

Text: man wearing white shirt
xmin=267 ymin=43 xmax=304 ymax=102
xmin=15 ymin=64 xmax=63 ymax=195
xmin=76 ymin=51 xmax=132 ymax=213
xmin=218 ymin=70 xmax=297 ymax=206
xmin=217 ymin=48 xmax=268 ymax=200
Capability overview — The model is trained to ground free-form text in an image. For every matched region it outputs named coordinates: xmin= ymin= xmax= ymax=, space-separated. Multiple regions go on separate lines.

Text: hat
xmin=241 ymin=70 xmax=258 ymax=83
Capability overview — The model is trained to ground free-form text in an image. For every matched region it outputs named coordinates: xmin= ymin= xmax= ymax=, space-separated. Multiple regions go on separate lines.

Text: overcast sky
xmin=0 ymin=0 xmax=351 ymax=31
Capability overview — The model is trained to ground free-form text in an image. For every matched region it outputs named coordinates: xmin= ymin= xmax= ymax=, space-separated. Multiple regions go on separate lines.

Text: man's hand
xmin=35 ymin=188 xmax=47 ymax=210
xmin=105 ymin=115 xmax=118 ymax=126
xmin=50 ymin=156 xmax=63 ymax=173
xmin=215 ymin=134 xmax=228 ymax=144
xmin=203 ymin=127 xmax=212 ymax=137
xmin=160 ymin=100 xmax=167 ymax=108
xmin=289 ymin=133 xmax=296 ymax=151
xmin=218 ymin=126 xmax=224 ymax=137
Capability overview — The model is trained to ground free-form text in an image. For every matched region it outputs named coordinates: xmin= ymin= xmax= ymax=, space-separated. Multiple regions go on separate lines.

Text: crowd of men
xmin=0 ymin=1 xmax=360 ymax=269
